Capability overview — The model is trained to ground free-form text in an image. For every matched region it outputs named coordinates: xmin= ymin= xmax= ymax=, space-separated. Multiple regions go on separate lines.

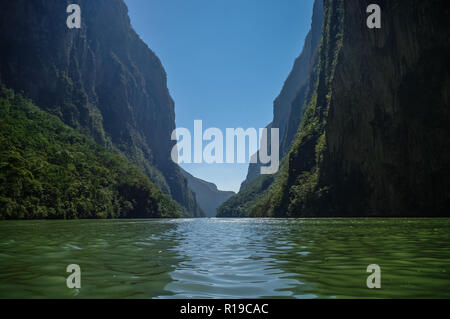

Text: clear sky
xmin=124 ymin=0 xmax=315 ymax=192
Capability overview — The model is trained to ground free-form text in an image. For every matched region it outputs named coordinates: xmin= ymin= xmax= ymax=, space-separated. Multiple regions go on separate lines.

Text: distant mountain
xmin=182 ymin=170 xmax=235 ymax=217
xmin=0 ymin=0 xmax=203 ymax=217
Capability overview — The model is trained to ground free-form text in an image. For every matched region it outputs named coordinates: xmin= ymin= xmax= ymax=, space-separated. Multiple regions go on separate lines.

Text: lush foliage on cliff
xmin=219 ymin=0 xmax=325 ymax=217
xmin=0 ymin=87 xmax=181 ymax=219
xmin=249 ymin=0 xmax=344 ymax=217
xmin=242 ymin=0 xmax=450 ymax=217
xmin=220 ymin=0 xmax=345 ymax=217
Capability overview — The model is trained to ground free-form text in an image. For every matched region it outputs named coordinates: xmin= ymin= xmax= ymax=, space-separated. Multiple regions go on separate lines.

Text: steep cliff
xmin=0 ymin=0 xmax=203 ymax=216
xmin=240 ymin=0 xmax=324 ymax=190
xmin=182 ymin=170 xmax=235 ymax=217
xmin=253 ymin=0 xmax=450 ymax=217
xmin=218 ymin=0 xmax=324 ymax=217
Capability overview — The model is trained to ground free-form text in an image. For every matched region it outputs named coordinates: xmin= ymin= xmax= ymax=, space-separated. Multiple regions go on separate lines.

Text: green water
xmin=0 ymin=218 xmax=449 ymax=298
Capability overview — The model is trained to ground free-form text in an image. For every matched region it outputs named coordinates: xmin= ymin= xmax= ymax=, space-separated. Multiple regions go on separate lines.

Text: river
xmin=0 ymin=218 xmax=449 ymax=298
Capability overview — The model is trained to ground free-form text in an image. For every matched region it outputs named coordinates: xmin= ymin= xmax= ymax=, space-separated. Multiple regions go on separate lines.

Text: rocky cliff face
xmin=254 ymin=0 xmax=450 ymax=217
xmin=240 ymin=0 xmax=324 ymax=190
xmin=218 ymin=0 xmax=324 ymax=217
xmin=322 ymin=0 xmax=450 ymax=216
xmin=0 ymin=0 xmax=203 ymax=216
xmin=182 ymin=170 xmax=235 ymax=217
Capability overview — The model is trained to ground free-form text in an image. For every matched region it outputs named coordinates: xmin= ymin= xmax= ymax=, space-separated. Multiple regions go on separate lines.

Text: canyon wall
xmin=253 ymin=0 xmax=450 ymax=217
xmin=0 ymin=0 xmax=203 ymax=216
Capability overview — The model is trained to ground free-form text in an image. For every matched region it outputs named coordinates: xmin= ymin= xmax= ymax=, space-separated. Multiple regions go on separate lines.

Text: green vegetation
xmin=229 ymin=0 xmax=450 ymax=217
xmin=220 ymin=0 xmax=345 ymax=218
xmin=0 ymin=86 xmax=181 ymax=219
xmin=248 ymin=0 xmax=344 ymax=217
xmin=0 ymin=0 xmax=204 ymax=217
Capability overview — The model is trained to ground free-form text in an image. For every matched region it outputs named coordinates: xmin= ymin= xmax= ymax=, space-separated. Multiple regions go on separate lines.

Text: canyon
xmin=220 ymin=0 xmax=450 ymax=217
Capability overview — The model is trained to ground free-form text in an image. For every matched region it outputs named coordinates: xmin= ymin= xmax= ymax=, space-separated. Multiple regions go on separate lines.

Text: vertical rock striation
xmin=322 ymin=0 xmax=450 ymax=216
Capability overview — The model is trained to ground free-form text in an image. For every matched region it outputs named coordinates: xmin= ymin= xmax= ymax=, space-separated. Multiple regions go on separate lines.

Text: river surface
xmin=0 ymin=218 xmax=449 ymax=298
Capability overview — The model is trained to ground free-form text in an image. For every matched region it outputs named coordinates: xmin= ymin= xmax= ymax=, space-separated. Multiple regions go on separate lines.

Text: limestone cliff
xmin=254 ymin=0 xmax=450 ymax=217
xmin=0 ymin=0 xmax=203 ymax=216
xmin=218 ymin=0 xmax=324 ymax=217
xmin=240 ymin=0 xmax=324 ymax=189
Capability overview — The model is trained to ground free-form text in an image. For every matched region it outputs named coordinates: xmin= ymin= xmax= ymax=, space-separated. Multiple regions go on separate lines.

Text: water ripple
xmin=0 ymin=218 xmax=449 ymax=298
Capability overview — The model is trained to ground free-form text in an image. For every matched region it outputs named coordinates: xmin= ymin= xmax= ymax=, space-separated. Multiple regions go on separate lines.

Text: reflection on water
xmin=159 ymin=219 xmax=305 ymax=298
xmin=0 ymin=218 xmax=449 ymax=298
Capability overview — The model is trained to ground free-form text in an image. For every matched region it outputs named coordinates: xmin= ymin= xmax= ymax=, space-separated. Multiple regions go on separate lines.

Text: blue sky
xmin=125 ymin=0 xmax=315 ymax=192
